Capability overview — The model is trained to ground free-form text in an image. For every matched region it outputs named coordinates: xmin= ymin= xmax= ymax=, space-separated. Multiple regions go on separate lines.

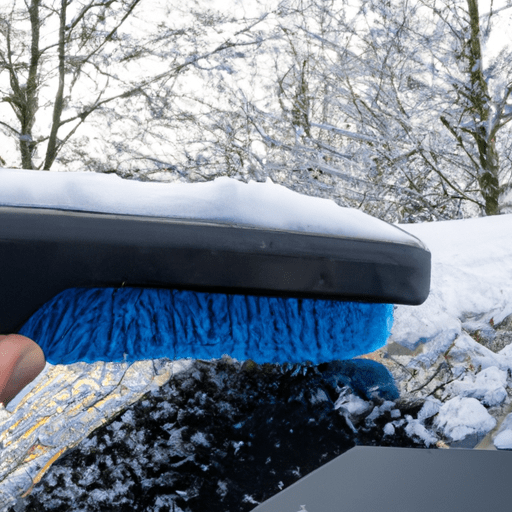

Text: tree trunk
xmin=466 ymin=0 xmax=500 ymax=215
xmin=44 ymin=0 xmax=67 ymax=170
xmin=478 ymin=138 xmax=500 ymax=215
xmin=292 ymin=60 xmax=311 ymax=138
xmin=20 ymin=0 xmax=41 ymax=169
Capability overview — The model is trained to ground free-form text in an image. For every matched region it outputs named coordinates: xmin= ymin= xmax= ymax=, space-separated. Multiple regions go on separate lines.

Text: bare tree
xmin=434 ymin=0 xmax=512 ymax=215
xmin=211 ymin=0 xmax=512 ymax=220
xmin=324 ymin=0 xmax=512 ymax=217
xmin=0 ymin=0 xmax=268 ymax=171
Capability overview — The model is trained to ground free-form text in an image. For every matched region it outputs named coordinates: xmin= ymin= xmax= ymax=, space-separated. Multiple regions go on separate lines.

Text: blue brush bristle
xmin=19 ymin=287 xmax=394 ymax=365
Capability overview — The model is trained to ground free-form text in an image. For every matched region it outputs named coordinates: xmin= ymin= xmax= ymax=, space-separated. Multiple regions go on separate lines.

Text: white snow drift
xmin=0 ymin=168 xmax=424 ymax=247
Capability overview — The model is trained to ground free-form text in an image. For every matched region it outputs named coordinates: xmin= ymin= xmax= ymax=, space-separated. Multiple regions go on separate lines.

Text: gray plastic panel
xmin=253 ymin=446 xmax=512 ymax=512
xmin=0 ymin=207 xmax=431 ymax=333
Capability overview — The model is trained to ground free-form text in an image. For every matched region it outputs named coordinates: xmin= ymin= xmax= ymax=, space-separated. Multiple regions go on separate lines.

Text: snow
xmin=391 ymin=214 xmax=512 ymax=349
xmin=493 ymin=413 xmax=512 ymax=449
xmin=494 ymin=429 xmax=512 ymax=450
xmin=404 ymin=417 xmax=438 ymax=447
xmin=433 ymin=397 xmax=496 ymax=442
xmin=387 ymin=213 xmax=512 ymax=448
xmin=0 ymin=168 xmax=424 ymax=247
xmin=445 ymin=366 xmax=508 ymax=407
xmin=334 ymin=392 xmax=371 ymax=417
xmin=448 ymin=332 xmax=512 ymax=372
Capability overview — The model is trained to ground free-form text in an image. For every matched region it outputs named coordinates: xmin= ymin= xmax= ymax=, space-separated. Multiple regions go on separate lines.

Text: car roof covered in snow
xmin=0 ymin=168 xmax=426 ymax=249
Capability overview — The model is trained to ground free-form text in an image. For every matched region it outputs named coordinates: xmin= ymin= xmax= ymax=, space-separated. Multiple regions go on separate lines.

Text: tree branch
xmin=79 ymin=0 xmax=142 ymax=64
xmin=440 ymin=115 xmax=481 ymax=170
xmin=0 ymin=119 xmax=20 ymax=136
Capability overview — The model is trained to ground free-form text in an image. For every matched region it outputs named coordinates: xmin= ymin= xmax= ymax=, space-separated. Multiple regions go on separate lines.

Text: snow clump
xmin=433 ymin=396 xmax=496 ymax=442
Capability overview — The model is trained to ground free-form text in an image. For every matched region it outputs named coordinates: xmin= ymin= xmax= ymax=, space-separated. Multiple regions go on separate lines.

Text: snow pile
xmin=493 ymin=413 xmax=512 ymax=450
xmin=391 ymin=214 xmax=512 ymax=350
xmin=494 ymin=429 xmax=512 ymax=449
xmin=433 ymin=397 xmax=496 ymax=442
xmin=447 ymin=332 xmax=512 ymax=372
xmin=446 ymin=366 xmax=508 ymax=407
xmin=0 ymin=168 xmax=423 ymax=247
xmin=386 ymin=213 xmax=512 ymax=449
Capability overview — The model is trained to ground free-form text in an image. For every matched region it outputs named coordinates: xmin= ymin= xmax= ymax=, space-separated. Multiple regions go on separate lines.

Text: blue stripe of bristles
xmin=19 ymin=287 xmax=394 ymax=365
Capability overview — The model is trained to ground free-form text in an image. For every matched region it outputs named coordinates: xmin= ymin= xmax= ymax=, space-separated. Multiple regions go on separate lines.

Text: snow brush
xmin=0 ymin=170 xmax=430 ymax=365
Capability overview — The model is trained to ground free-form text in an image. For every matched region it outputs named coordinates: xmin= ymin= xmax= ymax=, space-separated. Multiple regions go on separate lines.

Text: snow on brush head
xmin=0 ymin=168 xmax=425 ymax=248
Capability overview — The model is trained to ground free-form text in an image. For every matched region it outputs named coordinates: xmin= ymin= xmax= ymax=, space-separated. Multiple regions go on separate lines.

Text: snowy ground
xmin=387 ymin=214 xmax=512 ymax=449
xmin=0 ymin=174 xmax=511 ymax=510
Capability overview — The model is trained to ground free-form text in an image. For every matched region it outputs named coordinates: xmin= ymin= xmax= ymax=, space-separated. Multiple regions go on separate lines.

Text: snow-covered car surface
xmin=0 ymin=168 xmax=425 ymax=246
